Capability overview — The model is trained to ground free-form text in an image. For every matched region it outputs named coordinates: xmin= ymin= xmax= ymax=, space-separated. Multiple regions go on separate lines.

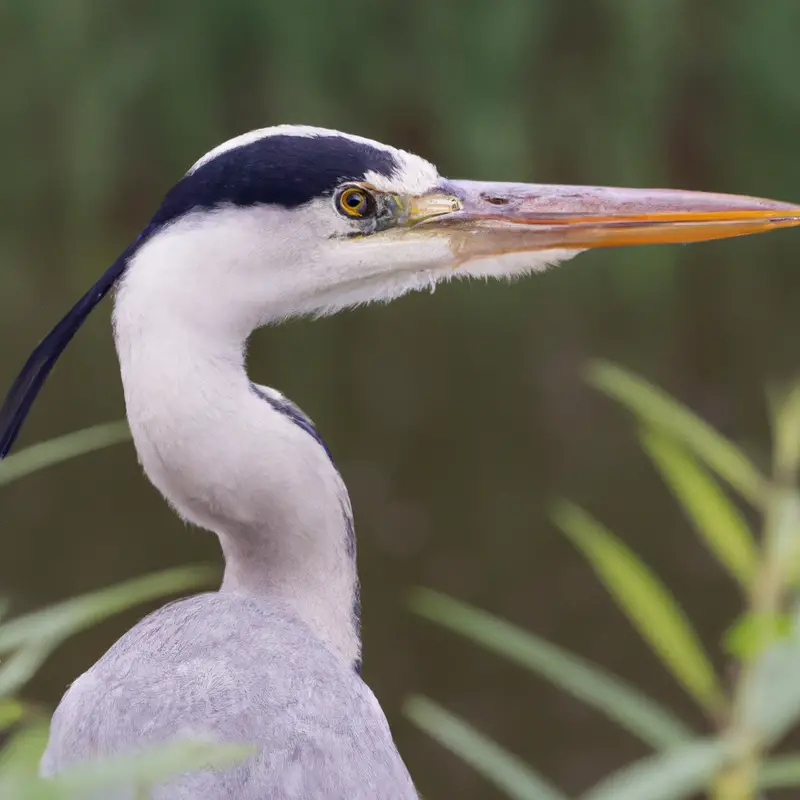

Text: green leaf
xmin=769 ymin=383 xmax=800 ymax=484
xmin=763 ymin=488 xmax=800 ymax=582
xmin=640 ymin=428 xmax=758 ymax=591
xmin=587 ymin=361 xmax=766 ymax=506
xmin=410 ymin=588 xmax=692 ymax=749
xmin=405 ymin=696 xmax=567 ymax=800
xmin=0 ymin=421 xmax=130 ymax=487
xmin=0 ymin=700 xmax=25 ymax=732
xmin=45 ymin=739 xmax=254 ymax=797
xmin=723 ymin=612 xmax=793 ymax=662
xmin=0 ymin=644 xmax=55 ymax=698
xmin=581 ymin=738 xmax=728 ymax=800
xmin=738 ymin=606 xmax=800 ymax=743
xmin=552 ymin=501 xmax=724 ymax=715
xmin=0 ymin=721 xmax=50 ymax=795
xmin=758 ymin=754 xmax=800 ymax=790
xmin=0 ymin=565 xmax=216 ymax=666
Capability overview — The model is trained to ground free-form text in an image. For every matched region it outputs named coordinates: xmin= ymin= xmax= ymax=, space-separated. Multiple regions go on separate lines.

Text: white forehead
xmin=188 ymin=124 xmax=441 ymax=195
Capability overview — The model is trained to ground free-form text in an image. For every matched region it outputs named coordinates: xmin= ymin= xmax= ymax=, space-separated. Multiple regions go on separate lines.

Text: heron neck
xmin=112 ymin=273 xmax=361 ymax=670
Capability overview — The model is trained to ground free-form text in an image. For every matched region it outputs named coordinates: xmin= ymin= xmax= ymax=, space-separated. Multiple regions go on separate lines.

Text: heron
xmin=1 ymin=125 xmax=799 ymax=799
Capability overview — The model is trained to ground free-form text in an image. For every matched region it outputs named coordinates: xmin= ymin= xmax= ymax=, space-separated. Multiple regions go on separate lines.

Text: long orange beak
xmin=414 ymin=181 xmax=800 ymax=256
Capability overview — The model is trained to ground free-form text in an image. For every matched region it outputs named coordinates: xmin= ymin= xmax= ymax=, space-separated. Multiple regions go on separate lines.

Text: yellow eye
xmin=336 ymin=185 xmax=376 ymax=218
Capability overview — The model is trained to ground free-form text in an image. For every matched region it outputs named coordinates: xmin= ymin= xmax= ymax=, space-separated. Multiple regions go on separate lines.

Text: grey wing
xmin=41 ymin=594 xmax=417 ymax=800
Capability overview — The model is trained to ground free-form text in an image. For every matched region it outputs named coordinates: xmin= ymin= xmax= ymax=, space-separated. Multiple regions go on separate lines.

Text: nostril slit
xmin=483 ymin=195 xmax=510 ymax=206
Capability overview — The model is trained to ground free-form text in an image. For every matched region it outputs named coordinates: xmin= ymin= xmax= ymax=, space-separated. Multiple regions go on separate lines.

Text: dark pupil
xmin=346 ymin=192 xmax=363 ymax=209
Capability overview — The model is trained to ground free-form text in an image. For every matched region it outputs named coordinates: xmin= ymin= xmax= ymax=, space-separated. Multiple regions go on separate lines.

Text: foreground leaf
xmin=0 ymin=699 xmax=25 ymax=732
xmin=738 ymin=602 xmax=800 ymax=743
xmin=757 ymin=754 xmax=800 ymax=790
xmin=0 ymin=567 xmax=218 ymax=695
xmin=641 ymin=429 xmax=757 ymax=591
xmin=46 ymin=739 xmax=254 ymax=798
xmin=410 ymin=588 xmax=691 ymax=749
xmin=581 ymin=738 xmax=728 ymax=800
xmin=0 ymin=721 xmax=50 ymax=796
xmin=405 ymin=696 xmax=567 ymax=800
xmin=552 ymin=502 xmax=724 ymax=716
xmin=769 ymin=383 xmax=800 ymax=484
xmin=0 ymin=565 xmax=216 ymax=656
xmin=724 ymin=612 xmax=794 ymax=662
xmin=587 ymin=361 xmax=765 ymax=505
xmin=0 ymin=421 xmax=131 ymax=487
xmin=0 ymin=646 xmax=55 ymax=698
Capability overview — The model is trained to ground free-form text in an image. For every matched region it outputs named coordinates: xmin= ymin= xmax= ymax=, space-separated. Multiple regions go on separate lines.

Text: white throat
xmin=112 ymin=229 xmax=361 ymax=668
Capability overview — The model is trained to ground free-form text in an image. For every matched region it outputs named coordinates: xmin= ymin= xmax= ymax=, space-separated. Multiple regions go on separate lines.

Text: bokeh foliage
xmin=2 ymin=2 xmax=800 ymax=798
xmin=409 ymin=365 xmax=800 ymax=799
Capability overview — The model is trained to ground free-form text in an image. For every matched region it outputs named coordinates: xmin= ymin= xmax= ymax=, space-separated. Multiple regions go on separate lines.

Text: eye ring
xmin=335 ymin=185 xmax=377 ymax=219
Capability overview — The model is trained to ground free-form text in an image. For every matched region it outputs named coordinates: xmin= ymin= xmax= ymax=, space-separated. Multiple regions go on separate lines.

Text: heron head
xmin=1 ymin=125 xmax=799 ymax=457
xmin=121 ymin=125 xmax=800 ymax=326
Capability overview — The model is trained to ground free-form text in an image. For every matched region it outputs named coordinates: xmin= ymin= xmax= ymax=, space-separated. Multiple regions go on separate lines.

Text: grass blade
xmin=410 ymin=588 xmax=692 ymax=749
xmin=738 ymin=590 xmax=800 ymax=744
xmin=0 ymin=565 xmax=216 ymax=654
xmin=641 ymin=428 xmax=758 ymax=591
xmin=0 ymin=700 xmax=24 ymax=732
xmin=47 ymin=739 xmax=254 ymax=797
xmin=587 ymin=361 xmax=766 ymax=505
xmin=581 ymin=738 xmax=727 ymax=800
xmin=0 ymin=644 xmax=54 ymax=698
xmin=757 ymin=754 xmax=800 ymax=790
xmin=0 ymin=421 xmax=130 ymax=487
xmin=405 ymin=696 xmax=567 ymax=800
xmin=0 ymin=721 xmax=50 ymax=796
xmin=769 ymin=384 xmax=800 ymax=483
xmin=552 ymin=502 xmax=724 ymax=715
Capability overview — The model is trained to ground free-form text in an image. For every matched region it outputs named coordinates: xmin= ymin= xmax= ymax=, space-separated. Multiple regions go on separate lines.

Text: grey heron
xmin=1 ymin=125 xmax=799 ymax=799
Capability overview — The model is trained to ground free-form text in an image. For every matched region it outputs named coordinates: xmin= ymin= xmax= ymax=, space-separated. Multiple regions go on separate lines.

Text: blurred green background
xmin=1 ymin=1 xmax=800 ymax=797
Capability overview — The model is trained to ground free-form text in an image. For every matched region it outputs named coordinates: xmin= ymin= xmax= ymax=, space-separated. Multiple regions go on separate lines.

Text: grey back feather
xmin=42 ymin=593 xmax=417 ymax=799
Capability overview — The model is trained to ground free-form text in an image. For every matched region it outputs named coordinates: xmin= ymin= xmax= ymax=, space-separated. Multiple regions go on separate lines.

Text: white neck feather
xmin=107 ymin=192 xmax=577 ymax=672
xmin=112 ymin=224 xmax=361 ymax=668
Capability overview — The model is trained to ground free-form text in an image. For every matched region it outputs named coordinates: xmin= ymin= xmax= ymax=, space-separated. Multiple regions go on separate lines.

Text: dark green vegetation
xmin=408 ymin=364 xmax=800 ymax=799
xmin=2 ymin=2 xmax=800 ymax=797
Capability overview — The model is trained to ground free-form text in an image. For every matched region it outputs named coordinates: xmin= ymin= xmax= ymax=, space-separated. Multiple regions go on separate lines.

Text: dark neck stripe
xmin=249 ymin=384 xmax=333 ymax=460
xmin=250 ymin=383 xmax=361 ymax=670
xmin=343 ymin=508 xmax=361 ymax=674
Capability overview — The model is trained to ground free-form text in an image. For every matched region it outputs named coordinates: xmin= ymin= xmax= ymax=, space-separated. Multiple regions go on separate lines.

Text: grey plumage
xmin=42 ymin=594 xmax=416 ymax=799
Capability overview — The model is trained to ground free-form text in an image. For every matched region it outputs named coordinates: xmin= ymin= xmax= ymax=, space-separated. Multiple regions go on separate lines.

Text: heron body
xmin=1 ymin=125 xmax=799 ymax=798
